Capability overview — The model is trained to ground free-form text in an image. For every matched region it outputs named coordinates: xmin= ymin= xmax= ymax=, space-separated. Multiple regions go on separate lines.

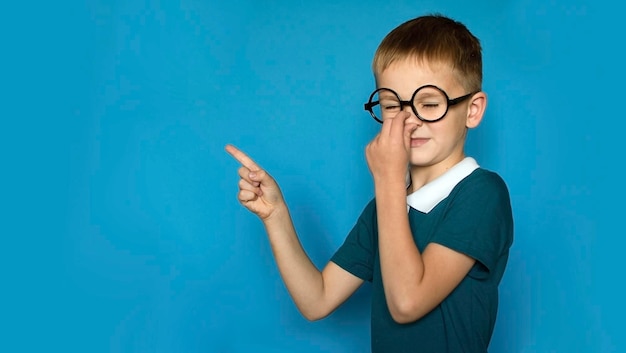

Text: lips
xmin=410 ymin=138 xmax=429 ymax=147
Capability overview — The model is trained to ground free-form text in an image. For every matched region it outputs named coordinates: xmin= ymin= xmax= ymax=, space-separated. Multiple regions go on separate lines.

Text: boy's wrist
xmin=262 ymin=202 xmax=291 ymax=227
xmin=374 ymin=178 xmax=408 ymax=202
xmin=373 ymin=176 xmax=407 ymax=190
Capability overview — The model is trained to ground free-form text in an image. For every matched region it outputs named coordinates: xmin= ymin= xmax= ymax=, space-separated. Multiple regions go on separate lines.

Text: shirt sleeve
xmin=430 ymin=170 xmax=514 ymax=275
xmin=330 ymin=199 xmax=377 ymax=282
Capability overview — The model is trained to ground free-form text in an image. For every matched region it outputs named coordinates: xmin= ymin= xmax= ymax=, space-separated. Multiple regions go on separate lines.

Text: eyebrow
xmin=414 ymin=91 xmax=442 ymax=99
xmin=376 ymin=91 xmax=399 ymax=100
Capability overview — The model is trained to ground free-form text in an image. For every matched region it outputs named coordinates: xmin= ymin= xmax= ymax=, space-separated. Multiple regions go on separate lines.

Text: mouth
xmin=410 ymin=137 xmax=429 ymax=147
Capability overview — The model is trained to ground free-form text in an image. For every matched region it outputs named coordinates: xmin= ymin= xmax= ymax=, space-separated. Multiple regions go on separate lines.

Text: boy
xmin=226 ymin=14 xmax=513 ymax=353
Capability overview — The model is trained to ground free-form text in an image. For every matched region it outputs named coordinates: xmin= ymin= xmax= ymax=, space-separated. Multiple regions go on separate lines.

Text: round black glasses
xmin=364 ymin=85 xmax=477 ymax=123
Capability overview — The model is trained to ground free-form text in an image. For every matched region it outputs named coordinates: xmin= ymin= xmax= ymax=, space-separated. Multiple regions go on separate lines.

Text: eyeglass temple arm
xmin=448 ymin=91 xmax=478 ymax=106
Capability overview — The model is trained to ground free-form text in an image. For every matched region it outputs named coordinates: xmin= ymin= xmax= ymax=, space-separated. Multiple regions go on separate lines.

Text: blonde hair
xmin=373 ymin=14 xmax=482 ymax=92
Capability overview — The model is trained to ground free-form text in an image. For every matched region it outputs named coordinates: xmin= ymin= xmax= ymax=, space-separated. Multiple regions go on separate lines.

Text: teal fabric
xmin=331 ymin=169 xmax=514 ymax=353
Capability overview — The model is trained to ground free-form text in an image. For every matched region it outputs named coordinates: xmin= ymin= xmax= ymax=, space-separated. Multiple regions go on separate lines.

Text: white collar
xmin=406 ymin=157 xmax=479 ymax=213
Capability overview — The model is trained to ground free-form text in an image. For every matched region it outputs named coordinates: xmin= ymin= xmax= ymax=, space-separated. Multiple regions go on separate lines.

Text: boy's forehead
xmin=375 ymin=58 xmax=460 ymax=94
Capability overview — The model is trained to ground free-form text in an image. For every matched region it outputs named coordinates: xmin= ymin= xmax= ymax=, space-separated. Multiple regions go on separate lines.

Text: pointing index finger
xmin=225 ymin=144 xmax=261 ymax=171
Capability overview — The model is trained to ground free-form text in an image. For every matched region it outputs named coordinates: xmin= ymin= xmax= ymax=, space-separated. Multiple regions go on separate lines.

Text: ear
xmin=465 ymin=91 xmax=487 ymax=129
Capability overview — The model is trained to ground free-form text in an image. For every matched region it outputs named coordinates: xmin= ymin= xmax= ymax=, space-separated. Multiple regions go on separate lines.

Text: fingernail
xmin=249 ymin=172 xmax=256 ymax=179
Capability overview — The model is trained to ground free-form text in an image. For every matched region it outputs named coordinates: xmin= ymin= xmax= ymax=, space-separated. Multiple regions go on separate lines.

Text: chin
xmin=408 ymin=156 xmax=434 ymax=168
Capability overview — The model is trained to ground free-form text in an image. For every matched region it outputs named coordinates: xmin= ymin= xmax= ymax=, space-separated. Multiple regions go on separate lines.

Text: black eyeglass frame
xmin=364 ymin=85 xmax=478 ymax=123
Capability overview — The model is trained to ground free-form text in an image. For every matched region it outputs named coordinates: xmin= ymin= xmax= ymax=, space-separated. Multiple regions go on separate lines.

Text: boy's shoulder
xmin=464 ymin=167 xmax=510 ymax=193
xmin=451 ymin=167 xmax=513 ymax=213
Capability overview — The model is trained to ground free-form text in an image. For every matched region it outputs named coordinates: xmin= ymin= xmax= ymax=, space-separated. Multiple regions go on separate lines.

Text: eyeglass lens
xmin=370 ymin=87 xmax=448 ymax=122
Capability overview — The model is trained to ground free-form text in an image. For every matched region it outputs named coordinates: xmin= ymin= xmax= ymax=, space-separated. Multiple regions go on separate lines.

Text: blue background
xmin=2 ymin=0 xmax=623 ymax=352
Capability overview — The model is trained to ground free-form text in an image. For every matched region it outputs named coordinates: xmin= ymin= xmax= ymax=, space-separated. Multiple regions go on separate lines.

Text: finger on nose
xmin=395 ymin=111 xmax=409 ymax=119
xmin=404 ymin=111 xmax=420 ymax=123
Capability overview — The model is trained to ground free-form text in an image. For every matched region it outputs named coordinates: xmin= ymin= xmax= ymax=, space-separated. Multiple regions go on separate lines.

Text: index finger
xmin=383 ymin=111 xmax=410 ymax=138
xmin=225 ymin=144 xmax=261 ymax=171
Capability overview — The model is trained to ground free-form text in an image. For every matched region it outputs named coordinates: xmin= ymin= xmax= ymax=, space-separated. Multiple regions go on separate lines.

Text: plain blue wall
xmin=3 ymin=0 xmax=625 ymax=352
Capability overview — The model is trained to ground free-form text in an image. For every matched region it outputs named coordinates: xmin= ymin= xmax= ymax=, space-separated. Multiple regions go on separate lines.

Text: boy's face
xmin=375 ymin=58 xmax=474 ymax=174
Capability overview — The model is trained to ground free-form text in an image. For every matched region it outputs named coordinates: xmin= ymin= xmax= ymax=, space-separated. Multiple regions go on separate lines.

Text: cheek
xmin=429 ymin=116 xmax=467 ymax=141
xmin=445 ymin=113 xmax=469 ymax=132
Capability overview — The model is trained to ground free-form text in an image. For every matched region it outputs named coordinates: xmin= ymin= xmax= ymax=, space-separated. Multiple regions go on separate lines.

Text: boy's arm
xmin=226 ymin=144 xmax=363 ymax=321
xmin=375 ymin=182 xmax=475 ymax=323
xmin=365 ymin=115 xmax=475 ymax=324
xmin=263 ymin=203 xmax=364 ymax=320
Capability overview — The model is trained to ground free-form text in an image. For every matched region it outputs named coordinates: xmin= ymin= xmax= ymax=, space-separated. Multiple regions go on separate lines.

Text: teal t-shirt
xmin=331 ymin=168 xmax=514 ymax=353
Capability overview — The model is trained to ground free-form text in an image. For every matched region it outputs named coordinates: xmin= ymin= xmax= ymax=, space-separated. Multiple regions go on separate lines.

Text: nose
xmin=401 ymin=104 xmax=421 ymax=125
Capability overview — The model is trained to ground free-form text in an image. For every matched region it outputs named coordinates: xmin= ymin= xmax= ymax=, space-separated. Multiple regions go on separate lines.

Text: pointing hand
xmin=225 ymin=144 xmax=285 ymax=220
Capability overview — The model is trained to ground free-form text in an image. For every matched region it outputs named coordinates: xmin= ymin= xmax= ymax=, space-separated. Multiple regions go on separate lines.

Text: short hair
xmin=373 ymin=14 xmax=482 ymax=92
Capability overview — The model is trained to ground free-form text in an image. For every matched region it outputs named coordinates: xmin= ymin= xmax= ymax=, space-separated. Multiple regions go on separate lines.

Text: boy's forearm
xmin=261 ymin=204 xmax=328 ymax=320
xmin=375 ymin=181 xmax=425 ymax=320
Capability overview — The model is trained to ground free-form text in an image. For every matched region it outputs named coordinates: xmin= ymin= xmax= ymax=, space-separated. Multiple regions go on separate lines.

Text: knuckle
xmin=238 ymin=190 xmax=252 ymax=201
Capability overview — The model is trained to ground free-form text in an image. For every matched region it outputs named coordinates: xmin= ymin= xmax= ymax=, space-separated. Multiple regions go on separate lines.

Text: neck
xmin=408 ymin=153 xmax=466 ymax=193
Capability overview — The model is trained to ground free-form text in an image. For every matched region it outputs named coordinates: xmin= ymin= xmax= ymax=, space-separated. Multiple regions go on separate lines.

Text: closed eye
xmin=383 ymin=104 xmax=400 ymax=110
xmin=420 ymin=103 xmax=440 ymax=109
